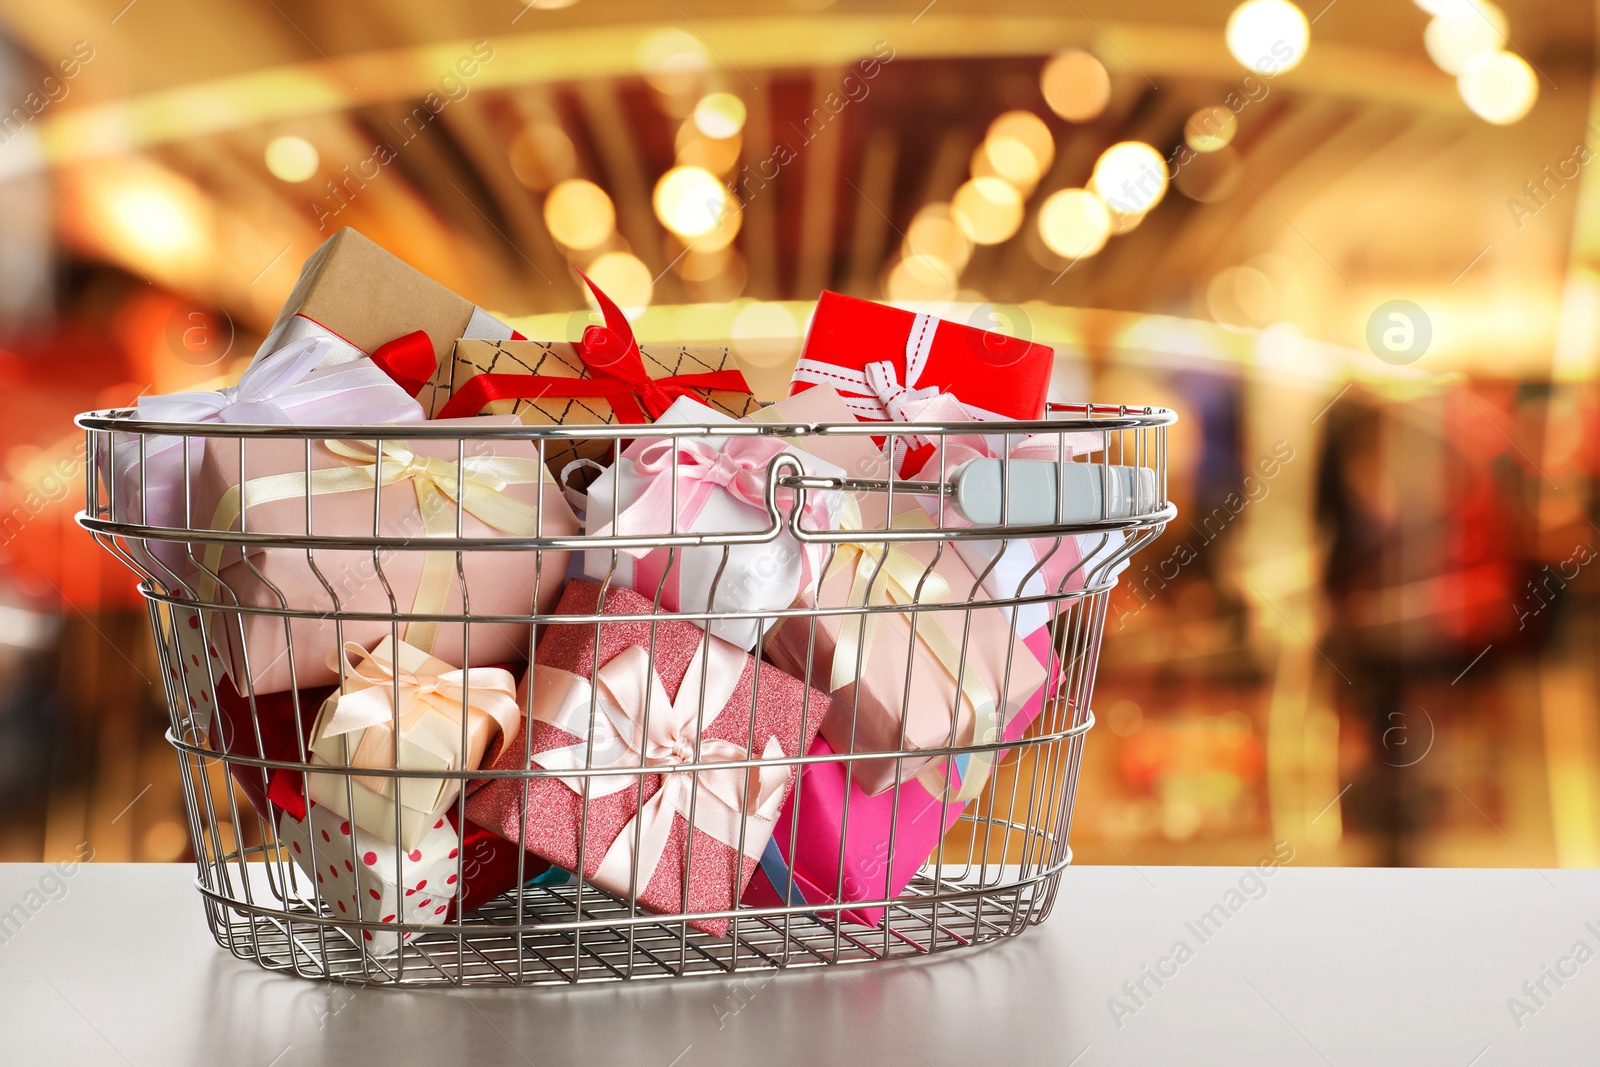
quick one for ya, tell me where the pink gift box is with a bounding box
[759,432,1049,795]
[188,415,577,695]
[466,579,828,936]
[743,625,1057,927]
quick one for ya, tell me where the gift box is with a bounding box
[431,275,755,486]
[465,579,829,936]
[207,672,333,824]
[903,393,1143,637]
[277,800,533,956]
[304,637,521,849]
[253,227,519,394]
[743,626,1058,927]
[189,415,578,695]
[581,395,845,652]
[761,484,1049,797]
[171,604,226,735]
[433,338,758,484]
[101,336,423,581]
[789,291,1053,472]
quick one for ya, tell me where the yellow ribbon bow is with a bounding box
[202,438,548,651]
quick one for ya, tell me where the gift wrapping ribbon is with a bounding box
[199,438,546,652]
[821,509,1001,803]
[790,311,1008,466]
[526,640,788,901]
[314,640,521,797]
[587,433,838,608]
[435,271,749,423]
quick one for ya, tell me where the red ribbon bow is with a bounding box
[436,270,749,422]
[370,330,438,397]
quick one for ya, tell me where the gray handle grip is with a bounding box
[952,459,1158,526]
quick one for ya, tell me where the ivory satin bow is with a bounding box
[201,438,547,651]
[527,640,788,899]
[314,639,521,800]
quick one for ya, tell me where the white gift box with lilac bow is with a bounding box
[578,396,846,651]
[100,337,424,580]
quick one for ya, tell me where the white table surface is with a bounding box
[0,863,1593,1065]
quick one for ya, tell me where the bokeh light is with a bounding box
[1090,141,1169,215]
[951,177,1024,245]
[543,178,616,250]
[1040,50,1112,123]
[263,136,318,183]
[653,165,729,238]
[1185,107,1238,153]
[905,204,974,273]
[585,251,653,314]
[1037,188,1112,259]
[508,124,577,191]
[1458,49,1538,124]
[1226,0,1310,75]
[1424,3,1508,75]
[693,93,748,138]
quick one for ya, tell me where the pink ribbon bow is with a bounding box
[527,639,788,900]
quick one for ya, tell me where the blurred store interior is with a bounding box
[0,0,1595,870]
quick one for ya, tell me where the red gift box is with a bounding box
[789,291,1054,472]
[466,579,829,936]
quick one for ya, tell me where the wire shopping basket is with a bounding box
[77,403,1174,986]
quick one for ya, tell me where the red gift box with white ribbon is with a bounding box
[789,291,1054,472]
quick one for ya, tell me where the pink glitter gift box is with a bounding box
[466,579,829,936]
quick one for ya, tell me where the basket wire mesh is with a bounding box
[77,403,1174,986]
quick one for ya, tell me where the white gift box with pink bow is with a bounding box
[579,396,846,651]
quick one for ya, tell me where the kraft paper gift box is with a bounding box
[743,626,1059,928]
[431,337,758,485]
[788,291,1054,474]
[901,393,1149,637]
[100,336,423,582]
[465,579,829,936]
[581,395,846,652]
[252,227,520,395]
[189,414,578,695]
[278,799,533,956]
[303,637,521,850]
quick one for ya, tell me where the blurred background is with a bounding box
[0,0,1593,871]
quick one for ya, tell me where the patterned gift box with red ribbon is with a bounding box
[465,579,829,937]
[429,272,756,487]
[251,227,521,392]
[433,337,757,485]
[789,291,1054,474]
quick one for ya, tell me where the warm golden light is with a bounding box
[693,93,747,139]
[675,119,741,174]
[543,178,616,250]
[684,197,741,252]
[1458,49,1537,124]
[951,177,1023,245]
[885,256,957,302]
[508,124,577,191]
[636,27,709,97]
[1185,107,1238,153]
[731,301,802,368]
[1037,188,1112,259]
[988,111,1055,176]
[263,136,318,182]
[1090,141,1169,215]
[654,165,729,238]
[586,251,653,314]
[1424,4,1507,75]
[906,204,973,273]
[1040,50,1111,123]
[102,177,207,264]
[1226,0,1310,74]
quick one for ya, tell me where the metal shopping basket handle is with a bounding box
[951,459,1159,526]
